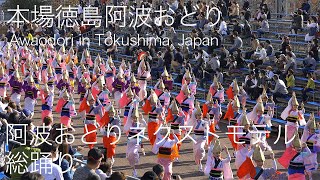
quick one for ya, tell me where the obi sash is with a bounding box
[238,137,251,144]
[286,116,298,123]
[106,73,113,78]
[0,82,5,88]
[159,147,172,155]
[61,102,70,117]
[55,67,62,74]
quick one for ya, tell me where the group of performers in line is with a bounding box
[0,43,319,180]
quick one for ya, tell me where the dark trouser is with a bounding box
[151,67,163,79]
[273,92,287,103]
[254,59,263,66]
[200,69,215,88]
[302,88,313,102]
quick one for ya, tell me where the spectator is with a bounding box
[218,17,228,37]
[27,141,63,180]
[229,1,240,20]
[300,0,311,16]
[96,161,112,179]
[305,16,319,42]
[244,72,258,99]
[265,40,274,57]
[20,172,44,180]
[54,142,73,180]
[229,31,243,53]
[108,172,126,180]
[219,45,229,67]
[233,20,242,35]
[310,39,319,61]
[291,9,304,34]
[302,51,317,76]
[216,68,224,84]
[151,52,164,79]
[253,42,267,66]
[270,74,289,103]
[257,14,269,37]
[0,164,8,180]
[235,49,246,68]
[242,19,252,38]
[284,52,297,74]
[153,164,164,179]
[285,69,295,89]
[141,171,159,180]
[302,73,315,102]
[245,35,260,59]
[73,148,103,180]
[171,47,184,73]
[163,46,174,71]
[10,131,41,180]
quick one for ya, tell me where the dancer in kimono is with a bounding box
[22,76,39,117]
[0,66,9,98]
[120,87,140,127]
[224,95,241,126]
[66,60,77,92]
[41,84,54,121]
[176,84,195,122]
[247,97,273,147]
[202,93,220,142]
[154,79,171,108]
[55,89,77,130]
[78,76,89,102]
[137,59,151,100]
[235,110,253,171]
[124,103,147,177]
[152,128,179,180]
[126,75,140,95]
[56,72,71,93]
[281,92,306,147]
[161,67,173,91]
[112,71,126,108]
[209,77,225,103]
[226,79,240,100]
[95,79,111,107]
[204,139,233,180]
[53,54,64,81]
[79,92,103,149]
[101,103,121,164]
[46,66,56,93]
[189,102,208,171]
[105,56,116,92]
[166,99,185,152]
[301,113,319,179]
[142,90,163,146]
[182,69,192,85]
[9,71,23,106]
[279,133,311,180]
[251,145,283,180]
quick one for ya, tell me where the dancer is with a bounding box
[281,92,306,147]
[101,103,121,164]
[124,103,147,177]
[204,139,233,180]
[189,102,208,171]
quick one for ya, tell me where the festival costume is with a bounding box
[152,129,179,180]
[79,93,103,149]
[137,59,151,100]
[204,140,233,180]
[281,93,306,147]
[9,71,23,105]
[101,104,121,162]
